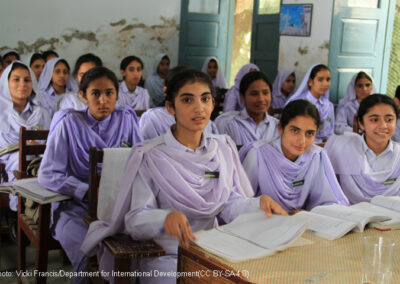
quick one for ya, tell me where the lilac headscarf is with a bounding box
[239,139,349,211]
[144,53,168,107]
[0,61,45,134]
[223,63,259,112]
[326,134,400,203]
[81,133,253,256]
[38,58,77,115]
[201,57,227,89]
[272,70,295,109]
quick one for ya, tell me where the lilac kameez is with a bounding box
[38,106,142,284]
[240,138,349,211]
[81,129,258,283]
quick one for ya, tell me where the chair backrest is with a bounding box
[88,147,103,221]
[211,88,228,121]
[18,127,49,173]
[88,147,132,222]
[135,109,147,118]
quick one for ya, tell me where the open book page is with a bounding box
[294,211,357,240]
[194,229,276,263]
[371,196,400,212]
[12,177,70,204]
[0,182,14,194]
[311,204,391,232]
[217,210,308,249]
[352,202,400,230]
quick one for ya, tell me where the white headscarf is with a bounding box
[38,57,76,94]
[145,53,169,107]
[337,72,377,108]
[286,64,330,105]
[0,49,20,61]
[0,61,42,133]
[201,57,227,89]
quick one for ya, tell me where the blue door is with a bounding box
[328,0,396,104]
[178,0,234,80]
[250,0,281,81]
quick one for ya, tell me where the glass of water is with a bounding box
[362,236,395,284]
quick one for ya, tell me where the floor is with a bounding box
[0,233,74,284]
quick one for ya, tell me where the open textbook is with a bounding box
[6,177,70,204]
[193,210,311,262]
[366,196,400,230]
[295,202,393,240]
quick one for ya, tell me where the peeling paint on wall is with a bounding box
[298,46,309,55]
[0,16,180,78]
[110,19,127,27]
[319,41,330,50]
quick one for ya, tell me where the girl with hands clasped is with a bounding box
[82,68,286,284]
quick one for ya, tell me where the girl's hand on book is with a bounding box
[164,210,196,248]
[260,195,288,217]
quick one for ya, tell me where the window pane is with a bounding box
[188,0,219,14]
[258,0,280,15]
[347,0,379,8]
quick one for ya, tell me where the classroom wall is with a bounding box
[0,0,180,79]
[278,0,334,86]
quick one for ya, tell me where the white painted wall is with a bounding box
[278,0,334,87]
[0,0,180,79]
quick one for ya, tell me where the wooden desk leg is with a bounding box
[35,203,51,284]
[17,196,27,284]
[114,258,131,284]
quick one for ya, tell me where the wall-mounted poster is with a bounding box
[280,4,313,37]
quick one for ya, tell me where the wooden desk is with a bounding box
[178,229,400,283]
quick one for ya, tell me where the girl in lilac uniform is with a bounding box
[117,55,150,110]
[335,72,377,135]
[240,99,349,213]
[38,67,142,284]
[82,68,287,284]
[56,53,103,112]
[326,94,400,204]
[215,71,280,146]
[286,64,335,143]
[0,61,50,211]
[223,63,259,112]
[38,57,76,117]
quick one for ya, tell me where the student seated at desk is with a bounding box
[215,71,280,146]
[145,53,170,107]
[240,99,349,213]
[139,66,218,140]
[117,55,150,110]
[38,57,76,117]
[335,72,376,135]
[38,67,142,284]
[223,63,259,112]
[81,68,287,284]
[286,64,335,143]
[271,69,296,112]
[0,61,50,232]
[201,56,227,91]
[326,94,400,204]
[56,53,103,111]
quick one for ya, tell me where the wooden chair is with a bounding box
[134,109,147,118]
[85,147,165,284]
[14,126,65,284]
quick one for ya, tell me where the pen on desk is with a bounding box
[290,206,299,212]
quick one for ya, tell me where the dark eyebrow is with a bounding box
[179,92,211,97]
[289,125,300,130]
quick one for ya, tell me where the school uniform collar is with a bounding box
[86,107,112,133]
[164,125,209,153]
[45,85,58,97]
[361,134,393,158]
[120,80,137,95]
[240,108,270,125]
[12,101,33,118]
[306,91,324,105]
